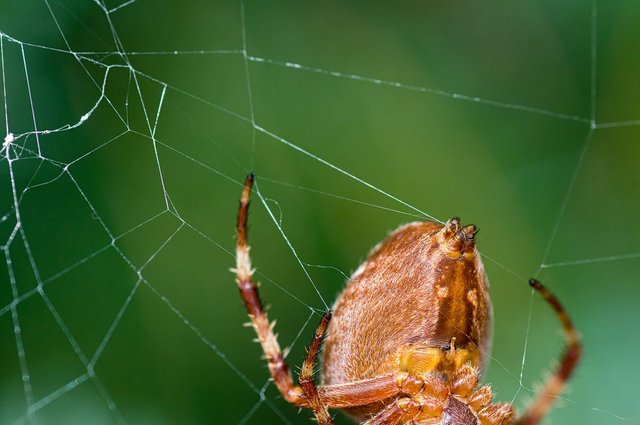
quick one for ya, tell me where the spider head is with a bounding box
[437,217,478,259]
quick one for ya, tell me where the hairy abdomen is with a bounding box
[322,222,491,386]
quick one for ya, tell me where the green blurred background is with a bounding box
[1,1,639,424]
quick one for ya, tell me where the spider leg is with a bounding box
[362,393,445,425]
[233,173,305,405]
[361,399,405,425]
[514,279,582,425]
[315,373,420,408]
[299,312,333,425]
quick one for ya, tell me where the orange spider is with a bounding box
[232,173,581,425]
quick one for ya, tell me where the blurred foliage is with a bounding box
[1,1,639,424]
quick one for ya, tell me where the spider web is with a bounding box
[1,1,639,424]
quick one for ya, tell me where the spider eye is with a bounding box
[463,225,478,242]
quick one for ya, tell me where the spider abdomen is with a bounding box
[322,220,492,420]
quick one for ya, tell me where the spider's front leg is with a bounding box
[233,173,305,405]
[233,173,333,423]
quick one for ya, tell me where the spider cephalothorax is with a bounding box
[231,173,581,425]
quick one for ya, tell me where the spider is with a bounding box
[232,173,581,425]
